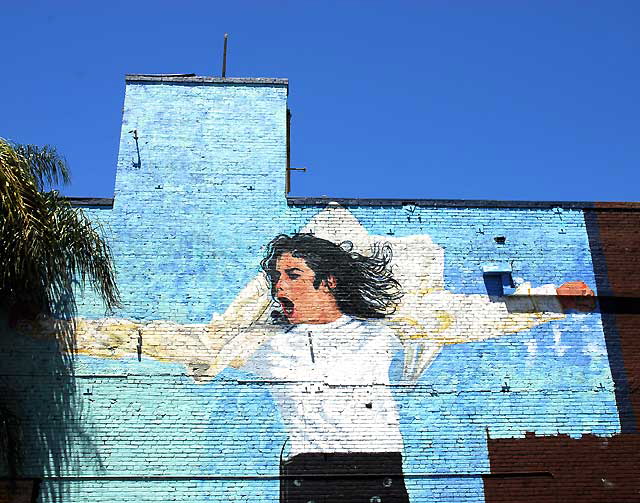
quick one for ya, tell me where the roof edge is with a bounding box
[287,197,640,211]
[67,197,114,208]
[125,74,288,86]
[63,196,640,211]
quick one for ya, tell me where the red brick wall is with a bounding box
[484,433,640,503]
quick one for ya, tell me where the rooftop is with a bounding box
[67,196,640,211]
[125,74,288,86]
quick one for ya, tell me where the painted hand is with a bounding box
[556,281,596,312]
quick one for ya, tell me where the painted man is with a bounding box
[243,233,411,503]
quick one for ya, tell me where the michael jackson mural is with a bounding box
[22,204,595,503]
[249,233,410,501]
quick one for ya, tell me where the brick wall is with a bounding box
[1,75,636,503]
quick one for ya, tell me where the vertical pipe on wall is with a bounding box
[286,109,291,193]
[222,33,228,78]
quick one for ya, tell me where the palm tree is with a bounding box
[0,138,120,320]
[0,138,120,490]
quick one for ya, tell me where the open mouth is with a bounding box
[278,297,295,318]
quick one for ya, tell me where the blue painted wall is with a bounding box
[0,77,621,503]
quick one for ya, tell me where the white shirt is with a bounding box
[244,315,405,458]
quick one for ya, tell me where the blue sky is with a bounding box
[2,0,639,201]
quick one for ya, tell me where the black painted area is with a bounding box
[280,452,409,503]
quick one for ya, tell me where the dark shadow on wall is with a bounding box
[0,311,104,502]
[499,295,640,315]
[584,207,640,433]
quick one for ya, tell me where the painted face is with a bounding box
[273,253,340,324]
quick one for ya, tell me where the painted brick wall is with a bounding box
[106,77,289,322]
[1,75,636,503]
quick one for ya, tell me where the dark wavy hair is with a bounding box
[261,233,403,320]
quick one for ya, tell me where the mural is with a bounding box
[21,204,607,503]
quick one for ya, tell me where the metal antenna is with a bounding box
[222,33,228,77]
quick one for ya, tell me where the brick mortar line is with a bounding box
[12,471,552,481]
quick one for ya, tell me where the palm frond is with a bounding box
[13,143,71,190]
[0,139,121,315]
[0,139,32,224]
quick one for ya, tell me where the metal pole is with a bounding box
[222,33,228,77]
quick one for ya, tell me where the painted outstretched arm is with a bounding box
[22,275,280,382]
[388,281,594,381]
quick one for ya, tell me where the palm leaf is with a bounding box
[0,139,121,315]
[13,143,71,190]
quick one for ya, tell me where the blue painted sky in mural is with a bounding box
[2,1,639,201]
